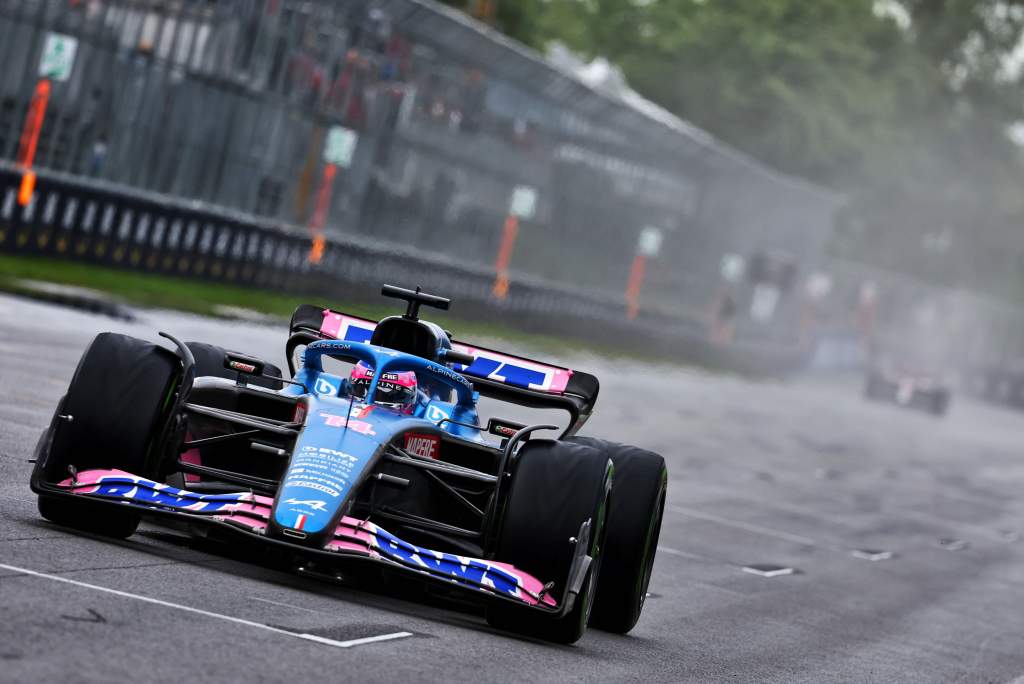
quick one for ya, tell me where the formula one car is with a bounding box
[864,359,951,416]
[30,285,667,644]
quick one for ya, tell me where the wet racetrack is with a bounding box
[1,293,1023,683]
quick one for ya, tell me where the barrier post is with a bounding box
[626,226,663,320]
[491,214,519,299]
[492,185,536,300]
[308,163,336,264]
[309,126,359,264]
[625,253,647,320]
[17,79,51,206]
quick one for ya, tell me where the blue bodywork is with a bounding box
[271,339,484,539]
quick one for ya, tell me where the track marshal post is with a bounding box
[17,32,78,207]
[309,126,359,264]
[492,185,536,300]
[626,226,663,320]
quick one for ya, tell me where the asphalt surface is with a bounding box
[1,292,1023,683]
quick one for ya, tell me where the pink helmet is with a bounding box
[349,362,417,413]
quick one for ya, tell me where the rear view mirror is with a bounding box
[224,352,265,377]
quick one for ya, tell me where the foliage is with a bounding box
[525,0,1024,294]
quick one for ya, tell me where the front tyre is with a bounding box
[567,436,667,634]
[486,439,613,644]
[32,333,179,538]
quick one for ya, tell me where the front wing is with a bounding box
[50,469,557,610]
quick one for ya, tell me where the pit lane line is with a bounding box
[0,562,413,649]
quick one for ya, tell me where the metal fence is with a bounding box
[0,159,818,378]
[0,0,844,344]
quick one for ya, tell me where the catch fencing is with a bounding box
[0,0,842,349]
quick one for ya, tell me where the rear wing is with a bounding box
[287,305,599,434]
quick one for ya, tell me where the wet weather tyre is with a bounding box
[864,373,885,400]
[930,390,951,417]
[567,436,667,634]
[185,341,284,389]
[32,333,179,538]
[486,439,613,644]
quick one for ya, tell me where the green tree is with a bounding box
[532,0,1024,294]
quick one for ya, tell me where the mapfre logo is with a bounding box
[404,433,440,460]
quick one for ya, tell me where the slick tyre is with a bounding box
[33,333,179,538]
[186,341,284,389]
[567,436,667,634]
[486,439,613,644]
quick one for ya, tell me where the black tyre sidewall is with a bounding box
[44,332,179,480]
[488,439,613,643]
[37,333,179,537]
[567,435,667,634]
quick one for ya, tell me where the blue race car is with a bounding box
[30,285,667,644]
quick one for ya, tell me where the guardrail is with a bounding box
[0,164,657,324]
[0,162,821,375]
[0,0,840,339]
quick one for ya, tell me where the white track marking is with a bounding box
[741,566,795,578]
[249,596,324,614]
[301,632,413,648]
[0,563,412,649]
[666,504,817,547]
[657,546,723,564]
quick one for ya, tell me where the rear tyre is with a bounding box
[486,439,613,644]
[567,436,667,634]
[33,333,179,538]
[186,341,283,389]
[864,373,885,400]
[930,390,951,417]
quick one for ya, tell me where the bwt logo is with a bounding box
[315,377,340,396]
[373,528,521,598]
[425,405,450,423]
[93,481,241,512]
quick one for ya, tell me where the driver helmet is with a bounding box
[349,362,418,413]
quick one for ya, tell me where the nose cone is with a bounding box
[269,399,385,546]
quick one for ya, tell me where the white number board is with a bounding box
[324,126,359,168]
